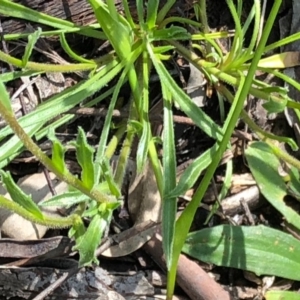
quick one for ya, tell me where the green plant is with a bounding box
[2,0,300,298]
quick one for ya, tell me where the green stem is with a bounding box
[0,50,96,72]
[219,85,298,150]
[157,0,176,24]
[0,99,111,203]
[105,124,127,159]
[114,125,135,188]
[170,40,300,111]
[148,139,163,196]
[268,142,300,171]
[0,195,75,227]
[196,0,213,57]
[197,0,210,34]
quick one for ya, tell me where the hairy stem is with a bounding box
[0,195,75,227]
[0,98,112,203]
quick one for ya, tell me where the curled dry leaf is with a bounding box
[101,220,159,257]
[104,160,161,257]
[0,172,68,239]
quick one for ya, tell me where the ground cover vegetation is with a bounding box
[1,0,300,298]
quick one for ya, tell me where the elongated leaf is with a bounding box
[136,0,144,25]
[0,170,43,220]
[101,158,121,198]
[22,28,41,67]
[71,127,95,190]
[136,50,151,172]
[161,84,177,269]
[0,123,43,169]
[183,224,300,281]
[146,0,159,28]
[0,61,119,139]
[88,0,132,59]
[69,215,86,245]
[60,33,93,64]
[0,79,13,113]
[287,167,300,200]
[73,213,102,266]
[245,141,300,230]
[147,44,223,142]
[48,130,67,175]
[150,27,190,41]
[74,204,114,266]
[39,191,90,208]
[167,144,218,198]
[0,0,102,39]
[94,48,142,182]
[0,61,122,168]
[0,70,42,83]
[137,123,151,172]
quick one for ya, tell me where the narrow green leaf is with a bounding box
[136,0,144,25]
[0,61,121,168]
[136,50,150,172]
[101,158,121,198]
[0,70,42,83]
[137,123,151,172]
[22,28,41,67]
[88,0,132,59]
[71,127,95,190]
[94,48,142,183]
[69,215,86,245]
[183,224,300,281]
[0,170,43,220]
[73,213,102,266]
[39,191,90,208]
[157,0,175,23]
[60,33,94,64]
[48,130,67,174]
[0,79,13,114]
[245,141,300,230]
[0,0,102,39]
[150,26,191,41]
[147,45,223,142]
[287,167,300,200]
[74,204,113,266]
[167,144,218,198]
[146,0,159,28]
[161,84,177,270]
[153,45,174,54]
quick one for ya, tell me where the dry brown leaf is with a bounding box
[103,160,161,257]
[101,221,158,257]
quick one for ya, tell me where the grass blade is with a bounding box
[161,84,177,269]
